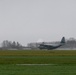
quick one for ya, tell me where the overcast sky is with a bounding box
[0,0,76,45]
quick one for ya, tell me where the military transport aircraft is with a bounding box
[38,37,65,50]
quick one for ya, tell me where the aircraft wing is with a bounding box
[41,44,54,47]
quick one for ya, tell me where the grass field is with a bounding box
[0,50,76,75]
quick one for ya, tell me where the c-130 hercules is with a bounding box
[38,37,65,50]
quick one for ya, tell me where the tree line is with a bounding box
[1,40,23,49]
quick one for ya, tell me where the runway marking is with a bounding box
[16,64,56,66]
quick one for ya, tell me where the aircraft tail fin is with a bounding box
[60,37,65,44]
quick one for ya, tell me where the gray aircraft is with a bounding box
[38,37,65,50]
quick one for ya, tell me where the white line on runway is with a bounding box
[16,64,56,66]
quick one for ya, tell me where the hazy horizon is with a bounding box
[0,0,76,46]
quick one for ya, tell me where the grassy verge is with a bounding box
[0,50,76,75]
[0,50,76,64]
[0,64,76,75]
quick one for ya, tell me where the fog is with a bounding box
[0,0,76,45]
